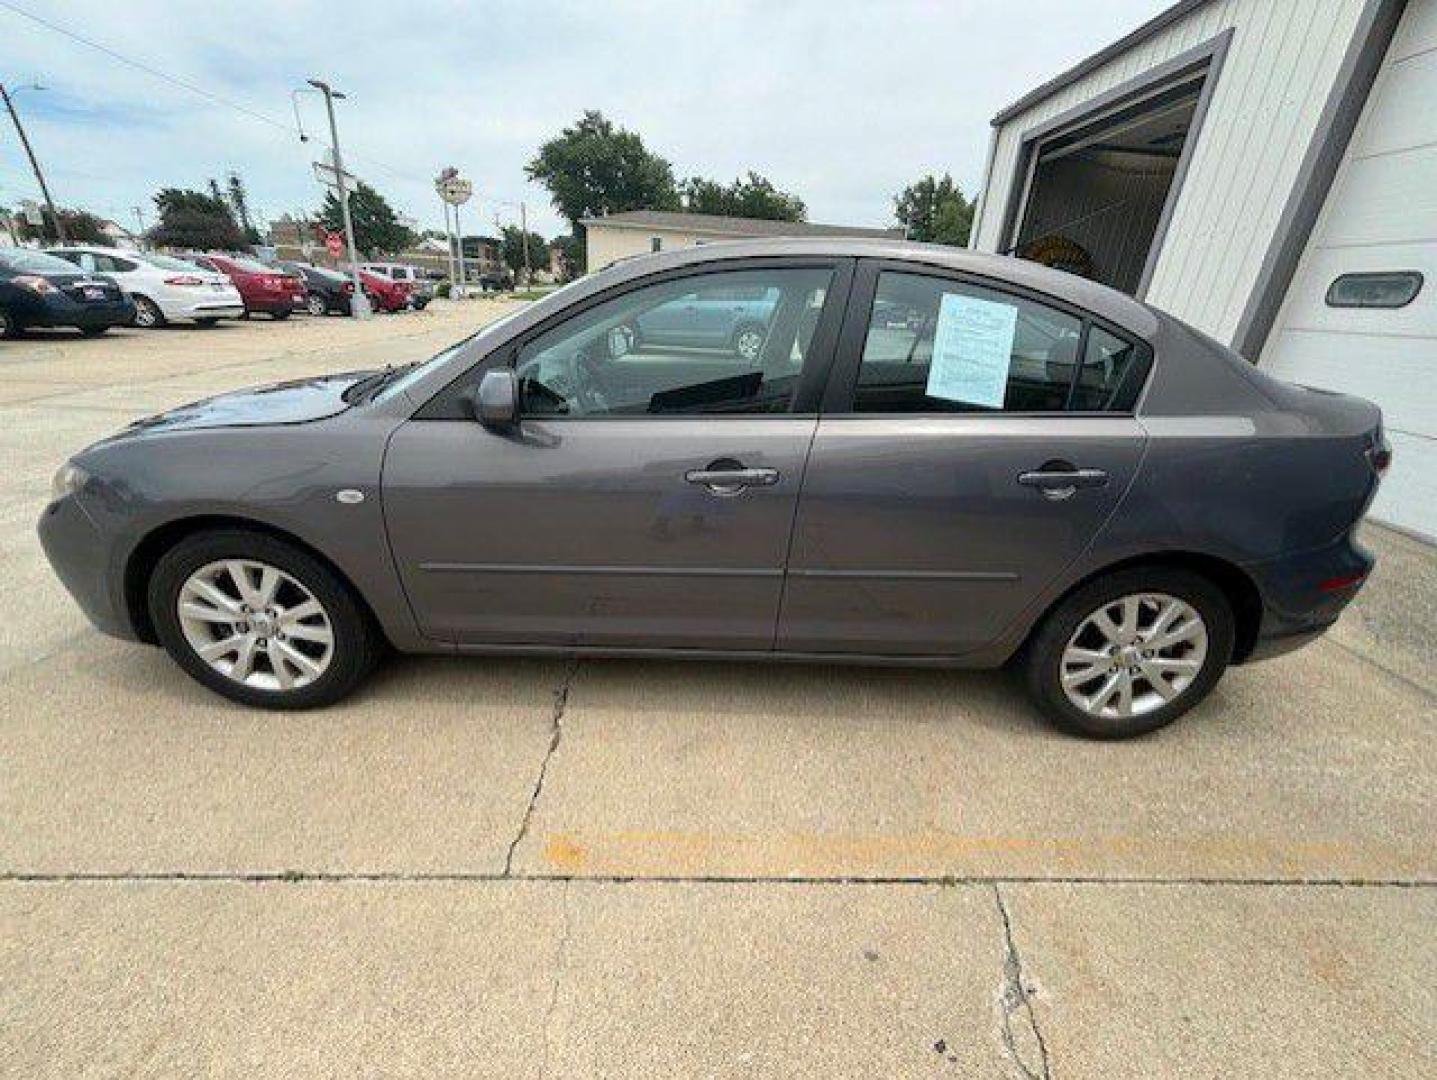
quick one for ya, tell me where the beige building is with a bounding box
[580,210,902,271]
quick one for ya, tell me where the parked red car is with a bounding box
[190,254,306,319]
[358,269,411,313]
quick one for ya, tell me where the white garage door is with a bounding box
[1262,0,1437,541]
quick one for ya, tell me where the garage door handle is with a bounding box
[685,467,780,494]
[1018,467,1108,500]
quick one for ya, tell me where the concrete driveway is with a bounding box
[2,304,1432,1077]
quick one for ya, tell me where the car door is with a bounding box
[777,261,1150,656]
[383,258,851,649]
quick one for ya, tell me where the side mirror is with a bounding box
[471,369,519,430]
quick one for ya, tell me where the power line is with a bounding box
[0,0,541,222]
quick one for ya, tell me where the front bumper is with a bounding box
[37,493,138,641]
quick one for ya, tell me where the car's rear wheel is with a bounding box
[149,530,383,709]
[194,317,220,327]
[0,308,19,338]
[132,295,165,328]
[306,294,327,316]
[271,309,291,321]
[1022,567,1234,738]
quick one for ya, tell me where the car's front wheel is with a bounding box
[0,308,19,338]
[306,294,327,316]
[149,530,383,709]
[1022,567,1234,738]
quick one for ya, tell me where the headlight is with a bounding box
[50,461,89,501]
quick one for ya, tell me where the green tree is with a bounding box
[148,188,246,250]
[500,224,548,283]
[681,171,806,221]
[316,181,416,257]
[893,173,973,246]
[526,111,679,240]
[226,172,263,246]
[14,206,115,246]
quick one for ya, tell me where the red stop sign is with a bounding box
[325,232,344,256]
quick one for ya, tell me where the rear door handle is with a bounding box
[685,467,780,494]
[1018,467,1109,500]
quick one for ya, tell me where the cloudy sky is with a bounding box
[1,0,1168,240]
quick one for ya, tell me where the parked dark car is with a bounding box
[38,240,1388,737]
[280,262,355,316]
[0,248,135,338]
[189,254,306,319]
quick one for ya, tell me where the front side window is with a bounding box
[854,272,1084,413]
[515,267,833,417]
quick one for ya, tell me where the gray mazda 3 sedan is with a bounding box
[39,240,1389,737]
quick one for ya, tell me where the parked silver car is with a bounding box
[38,240,1388,737]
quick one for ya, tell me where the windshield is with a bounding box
[141,252,209,272]
[223,257,277,274]
[0,249,82,274]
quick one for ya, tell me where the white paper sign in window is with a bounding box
[925,293,1018,408]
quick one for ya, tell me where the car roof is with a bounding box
[586,238,1161,339]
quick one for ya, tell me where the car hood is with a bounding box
[121,370,371,435]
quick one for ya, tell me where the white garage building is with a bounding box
[970,0,1435,540]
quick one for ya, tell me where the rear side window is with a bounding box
[854,272,1083,413]
[1071,327,1141,411]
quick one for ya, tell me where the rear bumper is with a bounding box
[159,295,244,320]
[1238,531,1374,664]
[19,292,134,329]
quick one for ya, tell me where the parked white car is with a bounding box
[46,247,244,327]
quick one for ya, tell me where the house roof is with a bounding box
[580,209,903,239]
[991,0,1213,125]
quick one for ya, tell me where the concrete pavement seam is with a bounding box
[993,883,1052,1080]
[4,872,1431,887]
[502,658,579,877]
[539,880,574,1080]
[1319,636,1436,704]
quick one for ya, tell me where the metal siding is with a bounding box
[1262,0,1437,540]
[975,0,1367,343]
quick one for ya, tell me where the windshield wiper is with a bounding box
[343,362,416,404]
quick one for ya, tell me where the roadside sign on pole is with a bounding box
[313,160,359,189]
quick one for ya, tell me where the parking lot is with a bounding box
[1,303,1433,1077]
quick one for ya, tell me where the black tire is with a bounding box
[1022,566,1235,739]
[270,309,291,321]
[148,529,384,710]
[132,295,166,329]
[194,317,221,327]
[79,326,109,337]
[0,308,19,339]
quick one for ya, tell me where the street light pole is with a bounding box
[307,78,370,318]
[1,82,67,244]
[520,201,532,287]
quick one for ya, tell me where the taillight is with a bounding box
[343,282,354,294]
[1319,571,1368,594]
[164,275,205,286]
[260,275,282,290]
[13,274,56,295]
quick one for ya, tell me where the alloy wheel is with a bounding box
[1059,592,1208,720]
[176,559,335,692]
[306,295,326,316]
[133,297,161,328]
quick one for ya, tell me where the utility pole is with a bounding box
[520,201,532,287]
[306,78,370,318]
[131,205,147,248]
[1,82,66,244]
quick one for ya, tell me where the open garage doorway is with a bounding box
[1002,37,1228,296]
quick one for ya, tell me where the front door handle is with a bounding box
[685,465,780,495]
[1018,465,1109,501]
